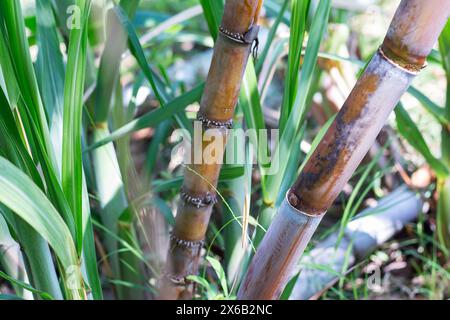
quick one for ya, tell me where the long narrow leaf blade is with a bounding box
[85,83,204,151]
[62,0,92,254]
[395,104,449,179]
[0,157,79,279]
[36,0,65,173]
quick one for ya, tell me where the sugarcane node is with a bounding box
[219,24,260,59]
[218,24,259,44]
[197,114,233,130]
[162,272,187,286]
[94,121,108,130]
[262,199,275,208]
[180,188,218,208]
[169,231,205,249]
[378,46,426,75]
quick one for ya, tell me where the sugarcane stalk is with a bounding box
[238,0,450,300]
[289,186,422,300]
[159,0,263,299]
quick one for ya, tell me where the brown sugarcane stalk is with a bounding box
[159,0,263,299]
[238,0,450,300]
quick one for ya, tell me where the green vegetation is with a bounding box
[0,0,448,300]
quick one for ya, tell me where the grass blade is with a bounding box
[113,5,192,134]
[408,86,449,126]
[265,0,331,204]
[278,0,310,133]
[62,0,92,255]
[199,0,224,40]
[395,103,449,179]
[0,157,84,299]
[36,0,65,174]
[0,271,53,300]
[94,0,141,123]
[0,0,58,173]
[86,83,203,151]
[437,20,450,250]
[255,0,289,73]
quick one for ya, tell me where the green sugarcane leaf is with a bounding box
[35,0,65,173]
[255,0,289,73]
[91,126,128,226]
[113,6,169,105]
[0,16,74,239]
[275,125,305,206]
[0,92,64,299]
[186,275,210,290]
[199,0,224,40]
[407,86,448,126]
[0,271,53,300]
[0,25,19,107]
[439,21,450,79]
[0,0,58,173]
[395,104,449,179]
[146,120,173,174]
[206,256,228,298]
[437,178,450,251]
[153,197,175,226]
[0,157,80,287]
[279,272,300,300]
[113,5,191,133]
[265,0,331,204]
[437,21,450,252]
[91,1,144,300]
[438,20,450,168]
[220,165,245,180]
[259,38,289,105]
[239,61,268,193]
[0,89,45,190]
[81,213,103,300]
[62,0,92,255]
[279,0,310,133]
[85,83,204,151]
[94,0,141,123]
[0,87,80,247]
